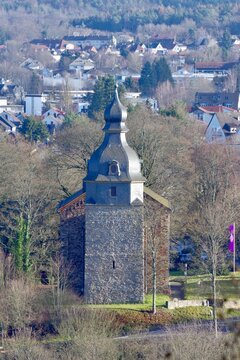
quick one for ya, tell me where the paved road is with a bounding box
[115,318,240,341]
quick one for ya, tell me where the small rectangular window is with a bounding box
[111,186,117,197]
[113,260,116,269]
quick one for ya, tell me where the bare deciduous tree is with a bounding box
[189,144,240,337]
[49,118,102,196]
[145,197,169,314]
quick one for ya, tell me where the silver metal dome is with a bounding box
[84,86,145,183]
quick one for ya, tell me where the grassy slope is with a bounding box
[183,272,240,300]
[90,294,170,311]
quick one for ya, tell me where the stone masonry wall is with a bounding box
[60,215,85,294]
[84,204,144,304]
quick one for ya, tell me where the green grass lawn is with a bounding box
[90,293,170,311]
[89,273,240,310]
[183,272,240,300]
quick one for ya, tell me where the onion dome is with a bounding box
[103,85,128,133]
[84,84,145,183]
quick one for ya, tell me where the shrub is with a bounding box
[172,306,212,322]
[0,278,36,332]
[3,330,55,360]
[115,308,173,331]
[119,323,232,360]
[56,307,120,360]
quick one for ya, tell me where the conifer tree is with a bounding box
[154,58,173,86]
[139,59,173,96]
[20,117,48,142]
[220,30,232,60]
[139,61,153,95]
[88,76,115,118]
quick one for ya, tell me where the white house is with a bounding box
[149,39,187,55]
[69,58,95,72]
[25,94,45,116]
[43,108,65,120]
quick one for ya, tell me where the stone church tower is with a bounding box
[83,87,145,303]
[59,87,170,304]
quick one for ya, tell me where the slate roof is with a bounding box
[0,111,22,126]
[195,61,238,71]
[150,38,175,50]
[0,84,17,95]
[63,35,112,42]
[195,92,240,110]
[30,39,61,49]
[144,186,171,210]
[216,113,240,129]
[58,188,85,209]
[198,105,237,113]
[44,114,63,126]
[84,86,145,183]
[0,115,15,131]
[58,187,171,210]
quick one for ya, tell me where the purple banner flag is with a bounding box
[228,224,235,253]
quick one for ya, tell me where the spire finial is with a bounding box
[104,83,127,126]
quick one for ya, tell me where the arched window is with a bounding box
[109,160,120,176]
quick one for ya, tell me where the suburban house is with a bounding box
[104,45,121,56]
[0,82,24,104]
[0,111,22,127]
[30,39,61,52]
[43,115,63,134]
[195,92,240,111]
[148,38,187,55]
[83,46,98,55]
[43,108,65,133]
[20,58,44,71]
[190,105,238,124]
[205,112,240,143]
[69,58,95,72]
[43,108,65,119]
[132,43,147,55]
[230,35,240,51]
[25,94,46,116]
[73,100,90,113]
[194,61,237,75]
[60,35,117,51]
[0,97,24,113]
[0,113,17,133]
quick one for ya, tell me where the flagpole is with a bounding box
[233,222,236,273]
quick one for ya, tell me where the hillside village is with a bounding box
[1,1,240,358]
[0,30,240,144]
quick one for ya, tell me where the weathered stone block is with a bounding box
[84,204,144,304]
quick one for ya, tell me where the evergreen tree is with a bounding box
[154,58,173,86]
[103,76,115,105]
[88,76,115,118]
[139,61,153,95]
[220,30,232,51]
[125,77,139,92]
[139,59,173,96]
[20,117,49,142]
[62,112,82,128]
[219,30,232,59]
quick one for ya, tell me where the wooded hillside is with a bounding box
[0,0,239,41]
